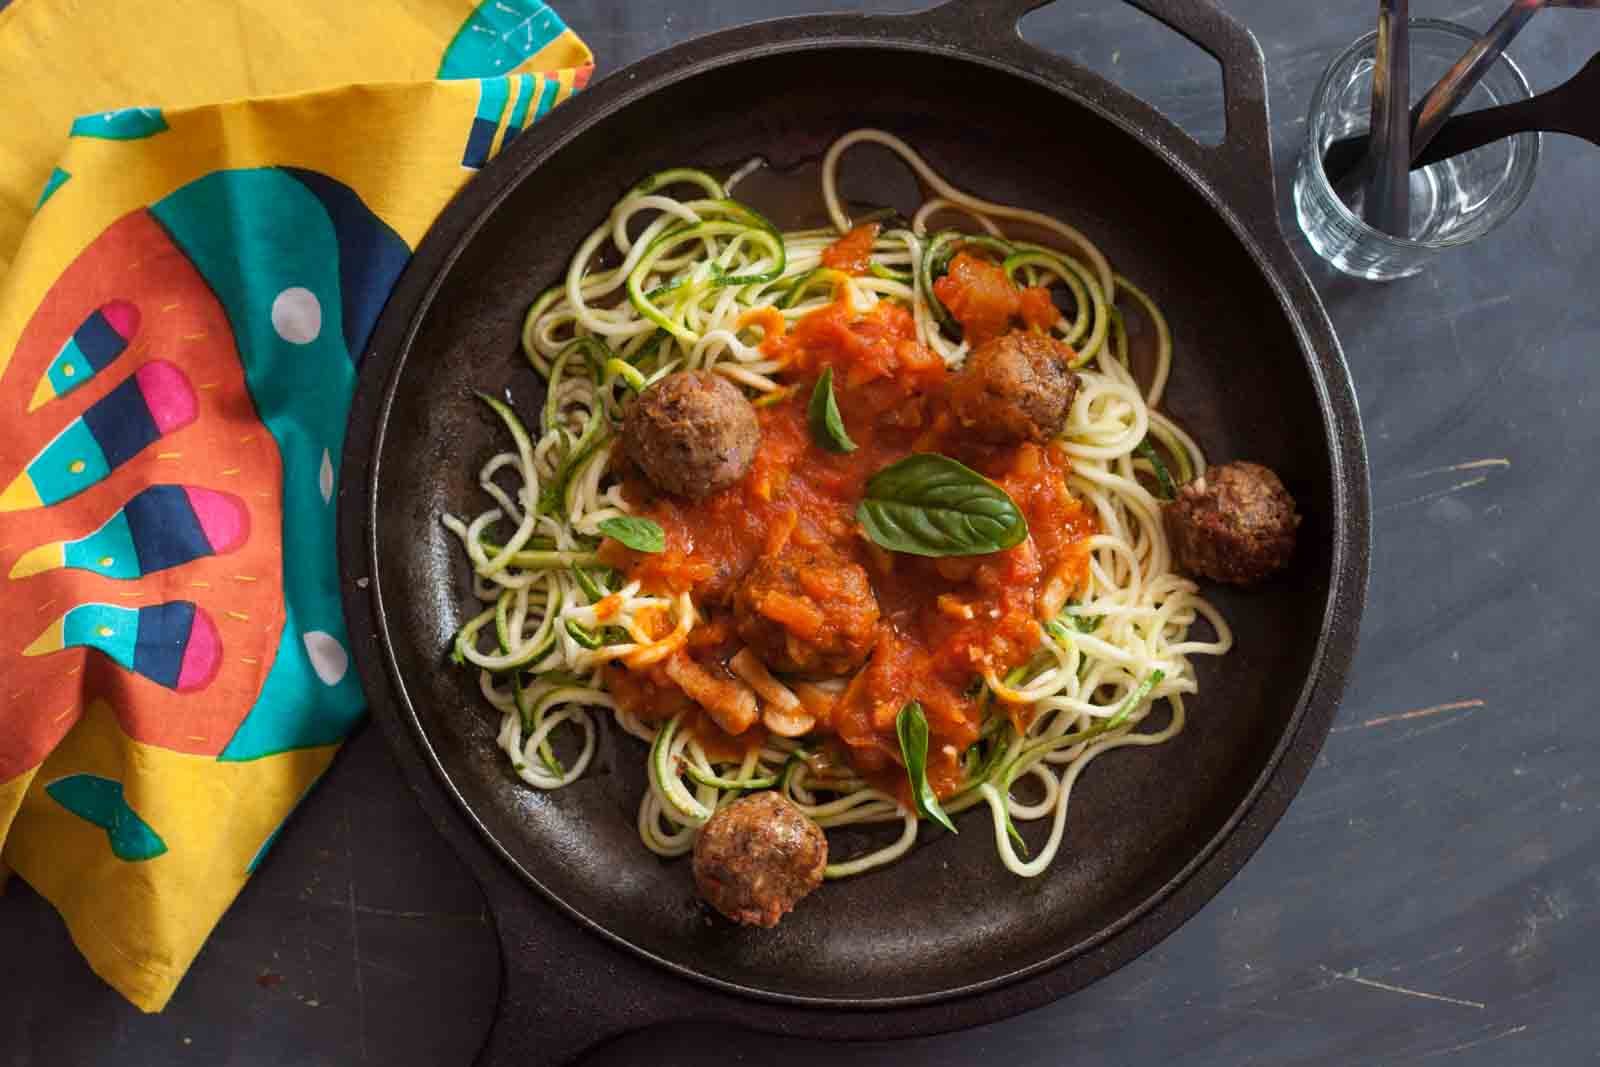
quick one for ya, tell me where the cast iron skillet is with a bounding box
[337,1,1370,1062]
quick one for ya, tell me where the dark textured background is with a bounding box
[4,1,1598,1063]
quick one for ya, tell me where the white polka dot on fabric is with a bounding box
[302,630,349,686]
[319,448,334,505]
[271,287,322,345]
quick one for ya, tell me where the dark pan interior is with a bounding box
[372,45,1335,1003]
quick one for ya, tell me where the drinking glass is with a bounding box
[1293,18,1541,280]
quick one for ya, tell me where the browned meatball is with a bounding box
[949,330,1080,445]
[693,791,827,927]
[1163,461,1300,585]
[733,546,880,676]
[621,370,759,499]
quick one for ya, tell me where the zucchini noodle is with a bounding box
[445,128,1231,881]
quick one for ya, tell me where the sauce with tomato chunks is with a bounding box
[819,222,880,276]
[933,251,1060,346]
[602,287,1096,803]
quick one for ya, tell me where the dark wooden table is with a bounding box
[5,1,1598,1063]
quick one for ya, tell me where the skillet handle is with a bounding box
[470,847,686,1066]
[918,0,1279,229]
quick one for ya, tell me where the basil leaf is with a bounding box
[1134,437,1176,500]
[856,453,1028,557]
[895,702,958,834]
[598,515,665,554]
[807,367,857,453]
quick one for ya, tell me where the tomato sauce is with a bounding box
[932,251,1060,347]
[603,288,1095,801]
[819,222,880,275]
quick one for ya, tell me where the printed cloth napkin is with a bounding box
[0,0,591,1011]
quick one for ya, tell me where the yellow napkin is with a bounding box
[0,0,590,1011]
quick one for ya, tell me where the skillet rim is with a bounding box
[339,14,1370,1010]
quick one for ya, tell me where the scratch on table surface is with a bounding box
[350,903,486,923]
[344,802,369,1062]
[1420,1024,1528,1059]
[351,954,418,983]
[1401,457,1511,480]
[1332,699,1486,733]
[1112,971,1161,1002]
[1377,476,1488,515]
[1319,966,1486,1010]
[1450,293,1514,320]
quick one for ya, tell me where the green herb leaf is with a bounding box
[1134,437,1176,500]
[896,702,958,834]
[598,515,665,554]
[857,453,1028,557]
[807,367,857,453]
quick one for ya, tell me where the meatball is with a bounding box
[621,370,759,500]
[1163,461,1300,585]
[733,546,880,676]
[693,791,827,927]
[949,330,1080,445]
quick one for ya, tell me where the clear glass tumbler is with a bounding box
[1293,18,1541,280]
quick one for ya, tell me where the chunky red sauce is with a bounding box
[819,222,880,275]
[933,251,1060,347]
[603,286,1095,801]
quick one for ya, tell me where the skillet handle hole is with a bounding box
[1018,3,1226,147]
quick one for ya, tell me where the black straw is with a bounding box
[1364,0,1412,236]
